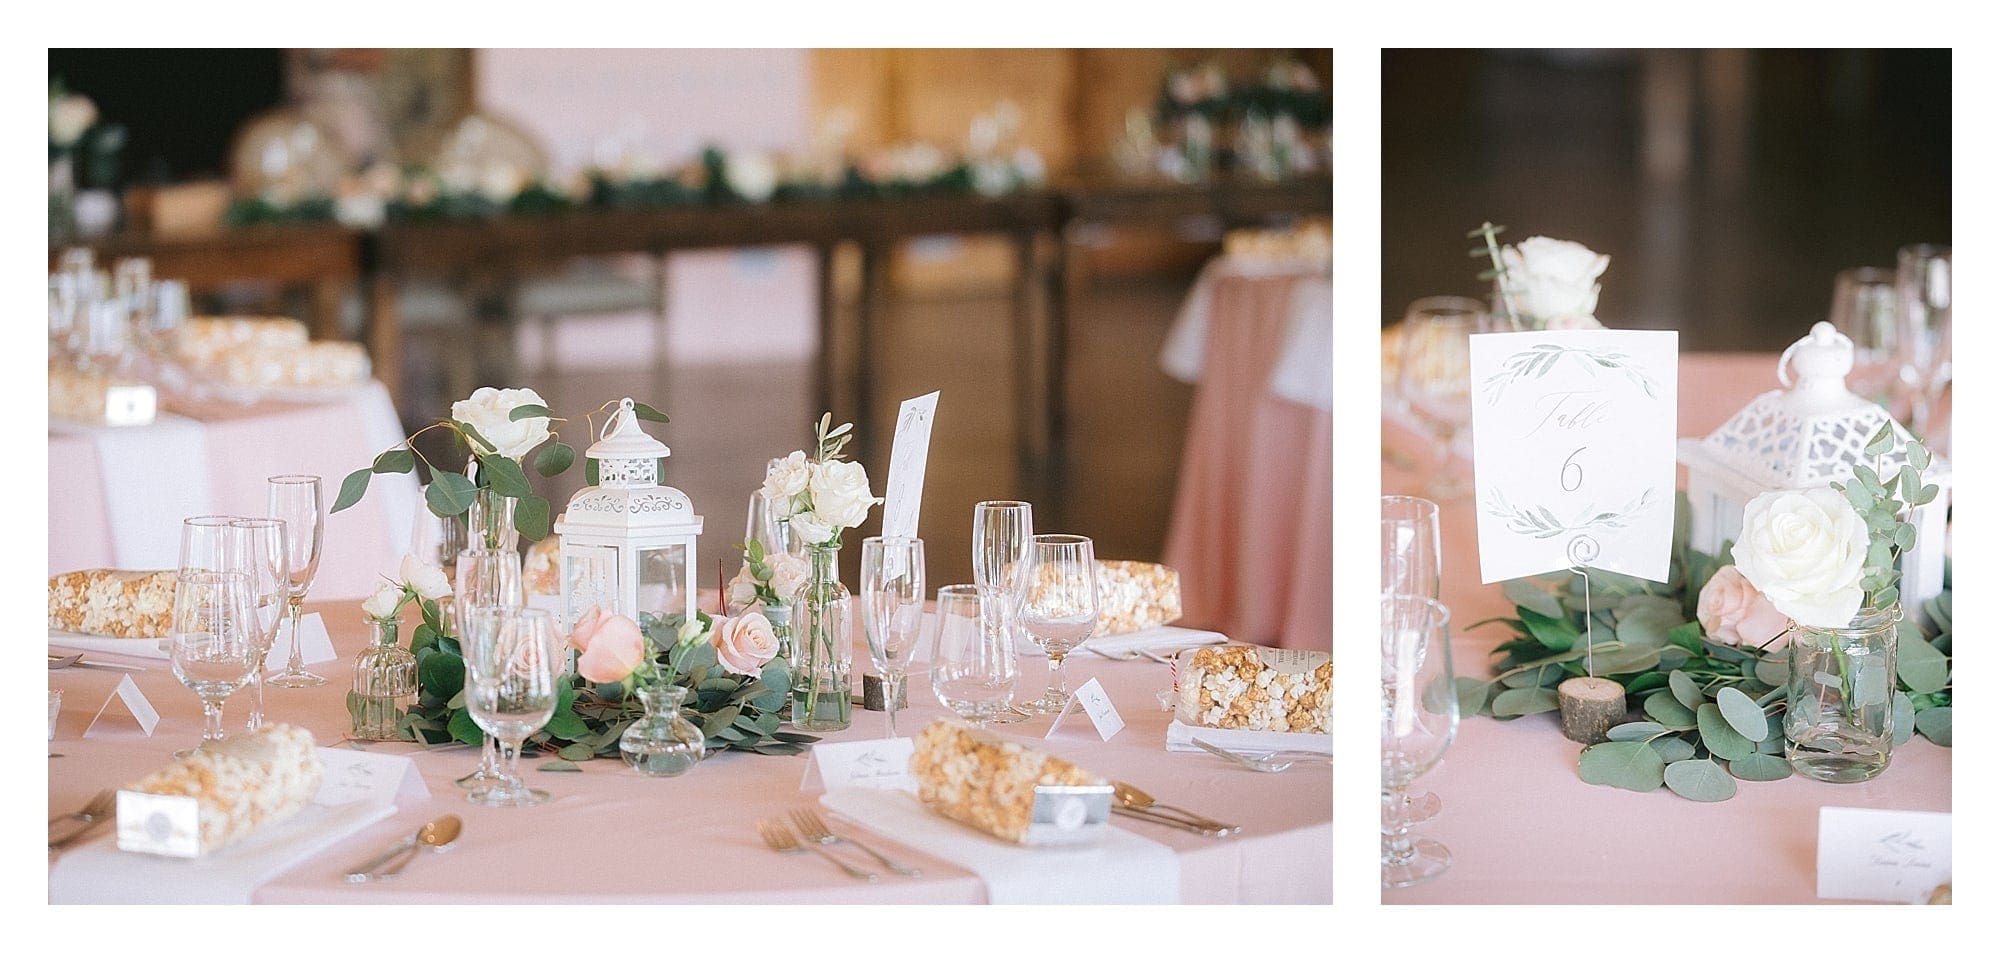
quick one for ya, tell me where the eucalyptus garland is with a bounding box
[1464,492,1952,802]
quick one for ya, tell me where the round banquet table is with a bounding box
[1381,351,1952,904]
[47,601,1330,904]
[47,381,419,602]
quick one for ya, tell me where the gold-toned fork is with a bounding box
[758,819,877,881]
[48,790,117,851]
[791,808,921,878]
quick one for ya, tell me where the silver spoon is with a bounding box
[345,815,461,883]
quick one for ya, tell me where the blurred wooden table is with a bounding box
[52,224,363,340]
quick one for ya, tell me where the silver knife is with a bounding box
[1111,805,1239,837]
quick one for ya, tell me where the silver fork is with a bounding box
[757,819,877,882]
[1191,738,1329,774]
[792,808,921,878]
[49,790,117,851]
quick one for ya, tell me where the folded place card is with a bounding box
[315,746,431,808]
[265,612,337,671]
[1818,807,1952,903]
[1046,678,1124,742]
[83,674,160,739]
[880,390,940,540]
[1469,329,1678,584]
[800,737,917,794]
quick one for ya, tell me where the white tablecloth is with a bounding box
[1160,257,1332,412]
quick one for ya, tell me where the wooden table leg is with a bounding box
[814,243,838,420]
[1044,228,1071,477]
[1011,230,1041,477]
[308,277,346,341]
[854,241,885,437]
[366,271,403,409]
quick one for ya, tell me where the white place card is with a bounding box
[1046,678,1125,742]
[880,391,940,540]
[1469,329,1678,583]
[83,675,160,739]
[265,612,337,671]
[1818,807,1952,903]
[800,737,917,794]
[316,747,431,807]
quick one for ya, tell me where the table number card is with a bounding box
[83,674,160,739]
[1046,678,1125,741]
[801,737,917,794]
[880,391,940,540]
[1818,807,1952,902]
[316,747,431,807]
[1469,329,1678,583]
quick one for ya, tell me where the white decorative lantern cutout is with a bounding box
[554,398,704,630]
[1678,321,1951,604]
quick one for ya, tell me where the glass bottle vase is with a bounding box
[791,542,853,731]
[466,484,520,554]
[620,683,705,777]
[350,618,418,741]
[1784,604,1900,783]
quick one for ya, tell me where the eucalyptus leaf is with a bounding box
[1892,691,1916,746]
[631,401,671,423]
[372,447,416,474]
[1668,670,1704,711]
[1491,686,1560,717]
[1502,578,1565,619]
[481,454,534,499]
[426,470,478,516]
[539,759,584,772]
[559,742,596,761]
[1455,677,1491,718]
[507,403,552,421]
[1520,608,1577,652]
[1606,721,1667,742]
[1898,625,1949,694]
[514,495,552,542]
[1644,691,1697,729]
[1727,752,1792,782]
[1715,687,1769,742]
[1753,655,1790,688]
[331,467,373,513]
[533,441,576,477]
[1649,735,1697,763]
[1593,644,1662,676]
[1578,741,1666,793]
[1697,703,1754,760]
[1915,707,1952,746]
[1664,758,1738,802]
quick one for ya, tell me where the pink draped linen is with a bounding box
[1382,352,1951,904]
[1163,274,1333,651]
[47,383,417,602]
[48,599,1330,904]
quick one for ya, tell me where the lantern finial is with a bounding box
[1778,321,1854,391]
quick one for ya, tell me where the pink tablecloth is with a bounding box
[48,382,418,601]
[1382,352,1952,904]
[48,599,1330,904]
[1162,271,1332,651]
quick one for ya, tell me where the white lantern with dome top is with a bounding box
[553,398,703,630]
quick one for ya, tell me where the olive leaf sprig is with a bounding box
[1838,422,1942,610]
[1468,220,1521,329]
[812,411,855,463]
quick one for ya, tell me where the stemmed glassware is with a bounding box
[860,536,927,738]
[455,497,525,793]
[1826,266,1901,405]
[1895,243,1951,443]
[461,607,562,808]
[169,570,261,748]
[930,584,1018,726]
[229,517,291,730]
[1382,594,1457,888]
[411,498,466,583]
[1397,298,1486,500]
[746,465,798,557]
[1015,534,1100,713]
[972,501,1033,722]
[1381,496,1443,823]
[266,475,328,687]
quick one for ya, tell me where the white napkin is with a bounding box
[48,629,168,661]
[1017,626,1226,659]
[820,788,1178,904]
[49,800,394,904]
[1165,718,1332,756]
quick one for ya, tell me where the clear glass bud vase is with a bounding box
[1785,604,1900,783]
[620,683,705,777]
[792,542,853,731]
[761,603,795,673]
[466,484,520,554]
[350,618,418,741]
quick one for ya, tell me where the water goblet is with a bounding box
[170,570,261,748]
[1015,535,1099,714]
[455,547,525,793]
[461,608,562,808]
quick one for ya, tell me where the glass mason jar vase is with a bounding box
[351,618,418,741]
[1784,604,1901,783]
[620,683,705,777]
[792,542,853,731]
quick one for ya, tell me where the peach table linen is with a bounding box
[48,599,1330,904]
[1382,352,1951,904]
[47,382,419,601]
[1163,268,1332,651]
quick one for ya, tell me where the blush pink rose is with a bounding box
[570,607,648,683]
[1697,566,1794,651]
[712,612,780,677]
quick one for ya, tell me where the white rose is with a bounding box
[727,565,762,609]
[1730,487,1870,628]
[809,459,878,530]
[1500,236,1609,329]
[766,553,811,604]
[760,451,811,507]
[450,387,553,460]
[675,617,708,649]
[725,151,779,203]
[362,583,404,621]
[789,512,833,546]
[399,554,453,601]
[49,94,97,149]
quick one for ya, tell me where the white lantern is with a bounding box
[1678,322,1952,604]
[554,398,704,630]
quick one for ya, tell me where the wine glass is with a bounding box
[972,501,1033,722]
[1827,267,1901,405]
[170,570,261,747]
[1398,299,1484,500]
[1895,244,1951,442]
[930,584,1018,725]
[267,475,328,687]
[229,517,291,731]
[461,607,562,808]
[861,536,927,738]
[1382,594,1457,888]
[455,547,525,792]
[1381,496,1441,600]
[1016,535,1100,714]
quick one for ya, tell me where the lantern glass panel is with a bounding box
[565,544,620,626]
[638,543,690,625]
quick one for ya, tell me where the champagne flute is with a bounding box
[1895,244,1951,442]
[930,584,1018,725]
[267,475,328,687]
[1382,594,1457,888]
[229,517,291,730]
[1827,267,1901,405]
[1015,535,1099,714]
[461,608,562,808]
[1397,300,1483,500]
[455,547,524,792]
[972,501,1033,722]
[170,570,261,747]
[860,536,927,738]
[1380,496,1443,824]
